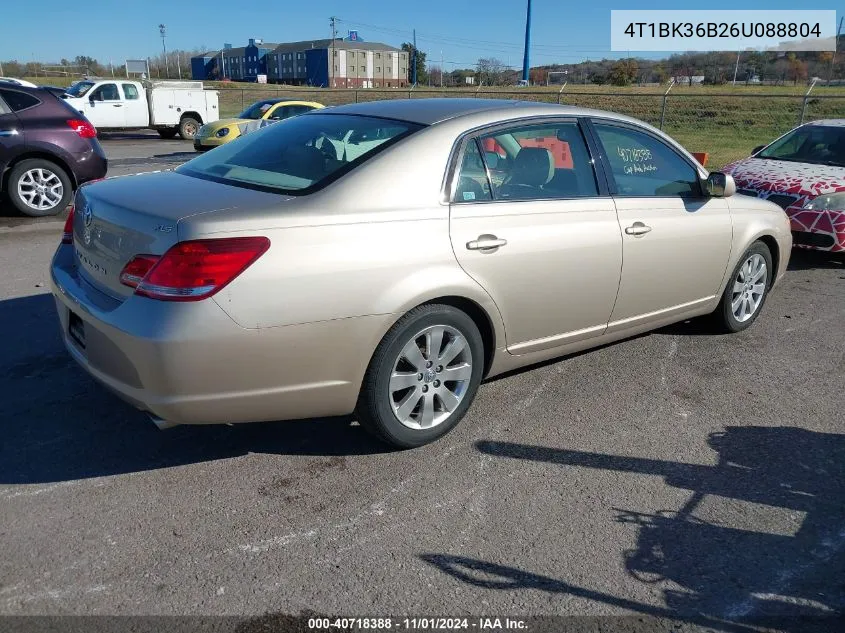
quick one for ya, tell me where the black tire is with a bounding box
[157,128,178,139]
[178,116,201,140]
[6,158,73,217]
[356,304,485,449]
[712,241,773,333]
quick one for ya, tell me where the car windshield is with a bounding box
[65,81,95,97]
[757,125,845,167]
[237,100,279,120]
[177,113,422,194]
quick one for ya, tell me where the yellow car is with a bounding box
[194,99,324,151]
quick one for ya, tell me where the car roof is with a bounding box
[320,98,635,126]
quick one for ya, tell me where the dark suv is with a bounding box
[0,85,107,216]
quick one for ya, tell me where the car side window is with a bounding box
[91,84,119,101]
[268,106,290,120]
[0,89,40,112]
[453,139,493,203]
[477,122,599,201]
[0,93,12,115]
[592,122,701,197]
[122,84,140,100]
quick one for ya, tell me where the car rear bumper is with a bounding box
[50,244,389,425]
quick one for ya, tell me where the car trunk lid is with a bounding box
[71,171,285,299]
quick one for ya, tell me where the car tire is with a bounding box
[712,241,773,333]
[6,158,73,217]
[157,128,178,139]
[178,116,201,140]
[356,304,485,449]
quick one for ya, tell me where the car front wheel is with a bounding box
[713,241,773,333]
[7,159,73,217]
[357,304,485,448]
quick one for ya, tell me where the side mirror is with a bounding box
[705,172,736,198]
[751,145,765,155]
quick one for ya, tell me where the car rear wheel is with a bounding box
[356,304,484,448]
[7,159,73,217]
[178,116,201,140]
[712,241,772,333]
[157,128,178,139]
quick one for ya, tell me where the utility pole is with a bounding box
[330,16,337,88]
[412,29,417,86]
[733,50,741,85]
[522,0,532,84]
[159,24,169,78]
[176,53,182,79]
[441,50,444,87]
[829,16,844,85]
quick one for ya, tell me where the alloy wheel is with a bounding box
[389,325,473,430]
[17,168,64,211]
[730,253,768,323]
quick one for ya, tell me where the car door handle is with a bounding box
[0,129,19,137]
[466,235,507,251]
[625,222,652,236]
[112,104,123,107]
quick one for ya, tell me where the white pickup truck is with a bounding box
[62,79,219,140]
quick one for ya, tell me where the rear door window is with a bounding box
[122,84,140,100]
[0,89,40,112]
[472,121,599,201]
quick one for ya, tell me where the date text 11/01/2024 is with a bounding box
[622,22,822,39]
[307,617,528,630]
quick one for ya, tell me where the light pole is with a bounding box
[159,24,169,78]
[522,0,532,84]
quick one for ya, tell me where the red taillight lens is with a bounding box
[62,206,75,244]
[119,255,160,288]
[123,237,270,301]
[67,119,97,138]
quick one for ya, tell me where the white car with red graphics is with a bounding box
[723,120,845,255]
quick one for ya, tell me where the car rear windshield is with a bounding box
[758,125,845,167]
[177,113,423,195]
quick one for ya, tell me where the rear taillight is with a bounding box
[119,237,270,301]
[67,119,97,138]
[119,255,160,288]
[62,206,75,244]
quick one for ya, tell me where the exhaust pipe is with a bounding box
[148,414,180,430]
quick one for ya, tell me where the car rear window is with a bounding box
[0,89,40,112]
[177,113,423,195]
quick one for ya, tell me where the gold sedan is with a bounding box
[193,99,324,150]
[52,99,792,448]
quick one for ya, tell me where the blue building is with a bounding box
[191,39,278,81]
[191,33,408,86]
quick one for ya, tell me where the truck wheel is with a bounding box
[6,159,73,217]
[178,117,201,140]
[157,128,178,139]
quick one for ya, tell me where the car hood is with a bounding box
[723,157,845,202]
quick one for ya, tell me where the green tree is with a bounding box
[401,43,427,85]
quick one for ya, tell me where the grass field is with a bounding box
[22,77,845,167]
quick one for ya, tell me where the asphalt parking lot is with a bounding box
[1,134,843,630]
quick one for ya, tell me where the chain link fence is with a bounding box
[212,86,845,168]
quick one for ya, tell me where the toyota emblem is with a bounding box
[83,204,93,228]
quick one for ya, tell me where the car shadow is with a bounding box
[786,248,844,271]
[456,427,845,629]
[0,293,388,485]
